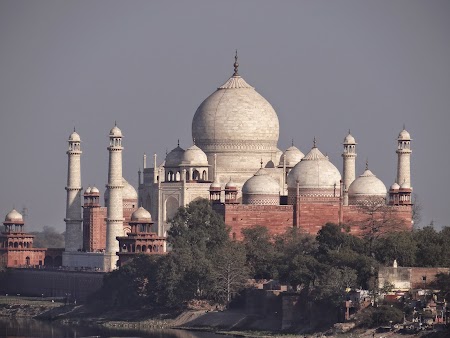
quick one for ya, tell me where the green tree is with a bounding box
[373,231,417,266]
[242,225,277,279]
[413,226,443,267]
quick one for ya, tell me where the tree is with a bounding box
[210,242,249,304]
[30,226,64,248]
[353,197,406,257]
[242,225,277,279]
[413,226,443,267]
[373,231,417,267]
[168,198,229,252]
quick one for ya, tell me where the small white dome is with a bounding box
[242,168,280,195]
[390,182,400,190]
[85,187,92,194]
[165,145,185,167]
[287,147,341,191]
[343,133,356,145]
[5,209,23,222]
[109,124,122,137]
[225,178,237,190]
[400,181,411,189]
[210,180,221,189]
[131,207,152,222]
[348,169,387,197]
[91,186,100,193]
[181,144,208,166]
[69,131,81,142]
[398,129,411,140]
[279,146,304,167]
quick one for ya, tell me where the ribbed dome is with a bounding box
[287,147,341,190]
[210,180,221,189]
[279,146,304,167]
[344,133,356,144]
[242,168,280,195]
[109,125,122,137]
[165,145,185,167]
[181,144,208,166]
[5,209,23,222]
[390,182,400,190]
[225,178,237,190]
[131,207,152,222]
[192,74,279,151]
[398,129,411,140]
[69,131,81,142]
[348,169,387,197]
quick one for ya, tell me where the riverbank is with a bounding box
[0,296,447,337]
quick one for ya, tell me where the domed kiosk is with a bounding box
[242,168,280,205]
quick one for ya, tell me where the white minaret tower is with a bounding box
[64,128,83,253]
[342,131,357,206]
[105,123,124,271]
[396,127,412,188]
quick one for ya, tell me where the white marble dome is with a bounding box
[210,180,221,189]
[91,186,100,194]
[348,169,387,198]
[398,129,411,140]
[192,74,279,151]
[287,147,341,191]
[400,180,411,189]
[69,131,81,142]
[225,178,238,190]
[242,168,280,195]
[181,144,208,166]
[85,187,92,194]
[344,133,356,144]
[390,182,400,190]
[279,145,304,167]
[165,145,185,167]
[5,209,23,222]
[131,207,152,222]
[109,125,122,137]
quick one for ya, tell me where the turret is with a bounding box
[396,127,412,189]
[105,123,124,271]
[342,131,357,206]
[64,129,83,252]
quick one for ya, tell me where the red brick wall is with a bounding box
[3,249,46,267]
[410,267,450,289]
[215,201,412,240]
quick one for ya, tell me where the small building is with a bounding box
[0,209,46,268]
[116,207,166,267]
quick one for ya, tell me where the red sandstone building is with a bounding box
[0,209,46,268]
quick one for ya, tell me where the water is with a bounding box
[0,318,225,338]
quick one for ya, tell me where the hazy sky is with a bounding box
[1,0,449,232]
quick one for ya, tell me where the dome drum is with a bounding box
[243,194,279,205]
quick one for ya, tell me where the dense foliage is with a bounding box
[95,199,450,313]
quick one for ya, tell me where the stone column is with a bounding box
[105,124,124,271]
[396,129,412,188]
[342,132,357,206]
[64,130,83,252]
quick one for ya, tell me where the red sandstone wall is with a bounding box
[410,267,450,289]
[217,202,412,240]
[222,205,294,240]
[3,249,46,267]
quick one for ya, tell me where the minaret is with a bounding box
[396,127,412,188]
[342,131,357,206]
[64,128,83,252]
[105,123,124,271]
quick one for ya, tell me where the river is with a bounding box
[0,318,226,338]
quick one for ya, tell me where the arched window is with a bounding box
[193,170,200,180]
[165,196,179,222]
[202,170,207,180]
[142,245,147,253]
[136,245,141,253]
[26,257,30,265]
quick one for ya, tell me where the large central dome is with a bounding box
[192,60,279,153]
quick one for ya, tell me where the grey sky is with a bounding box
[0,0,449,232]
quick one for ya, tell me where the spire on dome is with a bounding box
[313,137,317,148]
[177,139,180,147]
[233,50,239,76]
[365,158,369,170]
[291,138,294,147]
[260,158,263,168]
